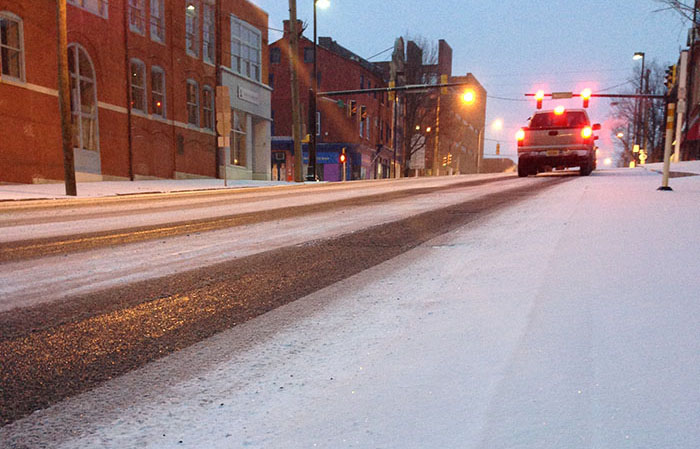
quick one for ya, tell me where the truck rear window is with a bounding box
[529,111,589,129]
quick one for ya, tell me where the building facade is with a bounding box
[0,0,270,184]
[269,21,396,181]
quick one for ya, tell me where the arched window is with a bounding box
[0,11,24,81]
[151,66,166,118]
[68,44,99,153]
[129,58,146,112]
[202,85,213,130]
[186,79,199,126]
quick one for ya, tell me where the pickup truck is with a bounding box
[516,108,600,177]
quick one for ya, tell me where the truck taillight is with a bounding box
[516,128,525,145]
[581,126,593,139]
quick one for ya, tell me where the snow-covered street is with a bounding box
[1,165,699,448]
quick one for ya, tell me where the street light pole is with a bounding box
[56,0,77,196]
[633,52,645,158]
[476,128,483,174]
[306,0,322,181]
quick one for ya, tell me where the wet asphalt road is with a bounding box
[0,175,570,426]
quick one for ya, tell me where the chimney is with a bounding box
[283,19,305,37]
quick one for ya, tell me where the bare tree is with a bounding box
[610,60,668,164]
[653,0,697,22]
[401,37,440,176]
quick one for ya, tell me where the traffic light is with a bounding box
[535,90,544,109]
[581,88,591,108]
[665,65,677,89]
[348,100,357,117]
[360,105,367,120]
[447,153,452,164]
[339,149,347,164]
[442,155,447,167]
[496,143,500,155]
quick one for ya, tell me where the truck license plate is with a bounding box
[546,150,560,156]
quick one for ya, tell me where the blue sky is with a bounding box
[251,0,689,160]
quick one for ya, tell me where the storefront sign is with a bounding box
[237,86,260,105]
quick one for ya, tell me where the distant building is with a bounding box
[269,21,396,181]
[0,0,271,184]
[377,39,487,176]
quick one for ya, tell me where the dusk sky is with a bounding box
[252,0,690,160]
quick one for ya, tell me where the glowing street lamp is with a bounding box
[462,89,475,104]
[491,118,503,132]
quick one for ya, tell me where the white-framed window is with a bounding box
[68,44,99,151]
[67,0,109,19]
[0,12,24,82]
[186,79,199,126]
[231,110,246,166]
[203,0,215,64]
[185,1,200,58]
[150,0,165,43]
[202,85,214,130]
[128,0,145,34]
[129,59,146,112]
[151,66,166,118]
[230,15,261,82]
[367,115,371,140]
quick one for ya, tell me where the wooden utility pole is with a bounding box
[288,0,303,182]
[56,0,77,196]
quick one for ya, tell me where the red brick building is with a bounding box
[0,0,271,184]
[269,22,396,181]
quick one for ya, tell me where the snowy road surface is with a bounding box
[1,167,699,448]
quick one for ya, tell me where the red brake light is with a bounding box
[516,129,525,141]
[581,126,593,139]
[554,106,565,115]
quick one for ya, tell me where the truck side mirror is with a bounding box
[592,123,601,131]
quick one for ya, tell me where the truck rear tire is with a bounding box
[518,163,529,177]
[580,157,593,176]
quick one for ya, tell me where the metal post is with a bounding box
[56,0,77,196]
[123,0,134,181]
[306,0,318,181]
[675,50,689,163]
[433,93,441,176]
[392,94,398,177]
[637,55,645,151]
[659,102,675,191]
[288,0,303,182]
[476,129,482,174]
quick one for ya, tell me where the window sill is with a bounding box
[0,75,26,85]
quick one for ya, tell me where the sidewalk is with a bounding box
[1,161,698,202]
[0,178,296,201]
[643,160,700,176]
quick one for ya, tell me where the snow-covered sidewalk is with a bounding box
[1,166,699,448]
[0,178,295,201]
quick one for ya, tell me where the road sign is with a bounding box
[216,86,232,138]
[551,91,573,99]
